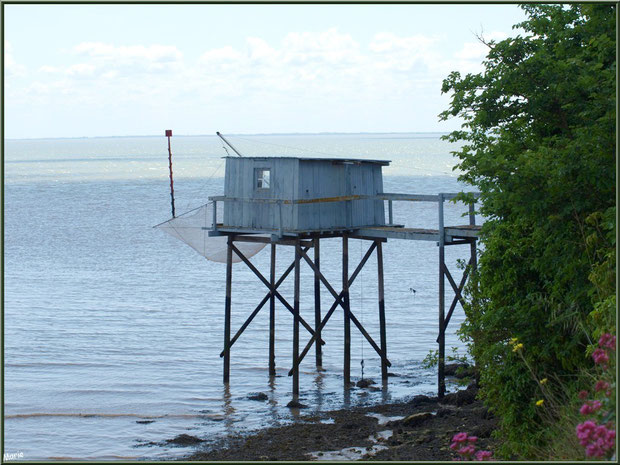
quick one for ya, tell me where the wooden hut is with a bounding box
[219,157,389,234]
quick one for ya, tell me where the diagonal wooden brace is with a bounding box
[287,243,378,375]
[443,262,468,309]
[231,243,325,345]
[289,293,341,376]
[219,247,309,358]
[436,257,473,343]
[288,242,391,375]
[220,293,269,358]
[348,310,392,368]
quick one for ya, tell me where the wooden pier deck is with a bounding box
[209,224,480,243]
[355,225,481,242]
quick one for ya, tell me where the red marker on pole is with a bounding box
[166,129,176,218]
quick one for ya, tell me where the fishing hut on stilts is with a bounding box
[157,131,481,400]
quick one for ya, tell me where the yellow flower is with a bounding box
[509,337,519,345]
[512,343,524,352]
[540,378,548,385]
[536,399,544,407]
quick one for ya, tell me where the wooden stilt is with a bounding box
[293,239,301,399]
[469,202,478,272]
[377,240,388,381]
[343,234,350,386]
[269,243,276,377]
[314,236,322,369]
[438,195,446,398]
[224,235,233,383]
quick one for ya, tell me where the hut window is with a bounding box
[256,168,271,189]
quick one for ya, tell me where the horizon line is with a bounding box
[5,130,451,142]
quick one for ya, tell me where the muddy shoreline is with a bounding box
[177,380,497,461]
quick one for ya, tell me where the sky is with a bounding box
[4,3,528,139]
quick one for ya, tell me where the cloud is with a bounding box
[4,41,27,76]
[188,28,449,102]
[64,42,185,80]
[74,42,182,63]
[67,63,97,77]
[454,31,508,60]
[369,32,436,54]
[38,65,61,74]
[8,29,495,135]
[246,37,277,63]
[280,28,361,65]
[199,45,244,64]
[447,31,508,75]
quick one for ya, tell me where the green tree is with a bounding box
[439,4,615,457]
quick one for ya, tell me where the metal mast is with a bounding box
[216,132,243,157]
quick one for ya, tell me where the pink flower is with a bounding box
[452,432,468,443]
[576,420,597,446]
[598,333,616,351]
[475,450,493,461]
[592,348,609,366]
[586,443,605,458]
[457,445,476,456]
[578,390,589,400]
[580,403,594,415]
[604,429,615,448]
[580,400,602,416]
[467,436,478,443]
[595,380,610,392]
[576,420,616,457]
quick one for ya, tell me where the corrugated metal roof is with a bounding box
[222,156,390,166]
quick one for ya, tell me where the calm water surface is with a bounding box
[4,134,476,460]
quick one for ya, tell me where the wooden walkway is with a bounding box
[355,225,480,243]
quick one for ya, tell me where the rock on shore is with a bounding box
[181,382,497,461]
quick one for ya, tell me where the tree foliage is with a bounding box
[439,4,616,457]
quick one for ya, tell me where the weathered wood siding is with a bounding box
[223,157,298,230]
[223,157,385,231]
[296,160,385,230]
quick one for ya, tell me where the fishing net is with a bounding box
[156,203,267,263]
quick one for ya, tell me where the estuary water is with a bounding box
[4,133,476,460]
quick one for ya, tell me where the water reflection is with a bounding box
[313,371,325,412]
[222,384,235,433]
[381,379,390,404]
[267,377,279,427]
[343,384,352,409]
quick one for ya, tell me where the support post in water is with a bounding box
[438,193,446,398]
[293,239,301,399]
[223,235,233,383]
[343,234,351,386]
[314,236,323,369]
[269,243,276,377]
[469,202,478,271]
[377,240,388,381]
[165,129,176,218]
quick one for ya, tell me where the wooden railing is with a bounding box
[208,192,480,237]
